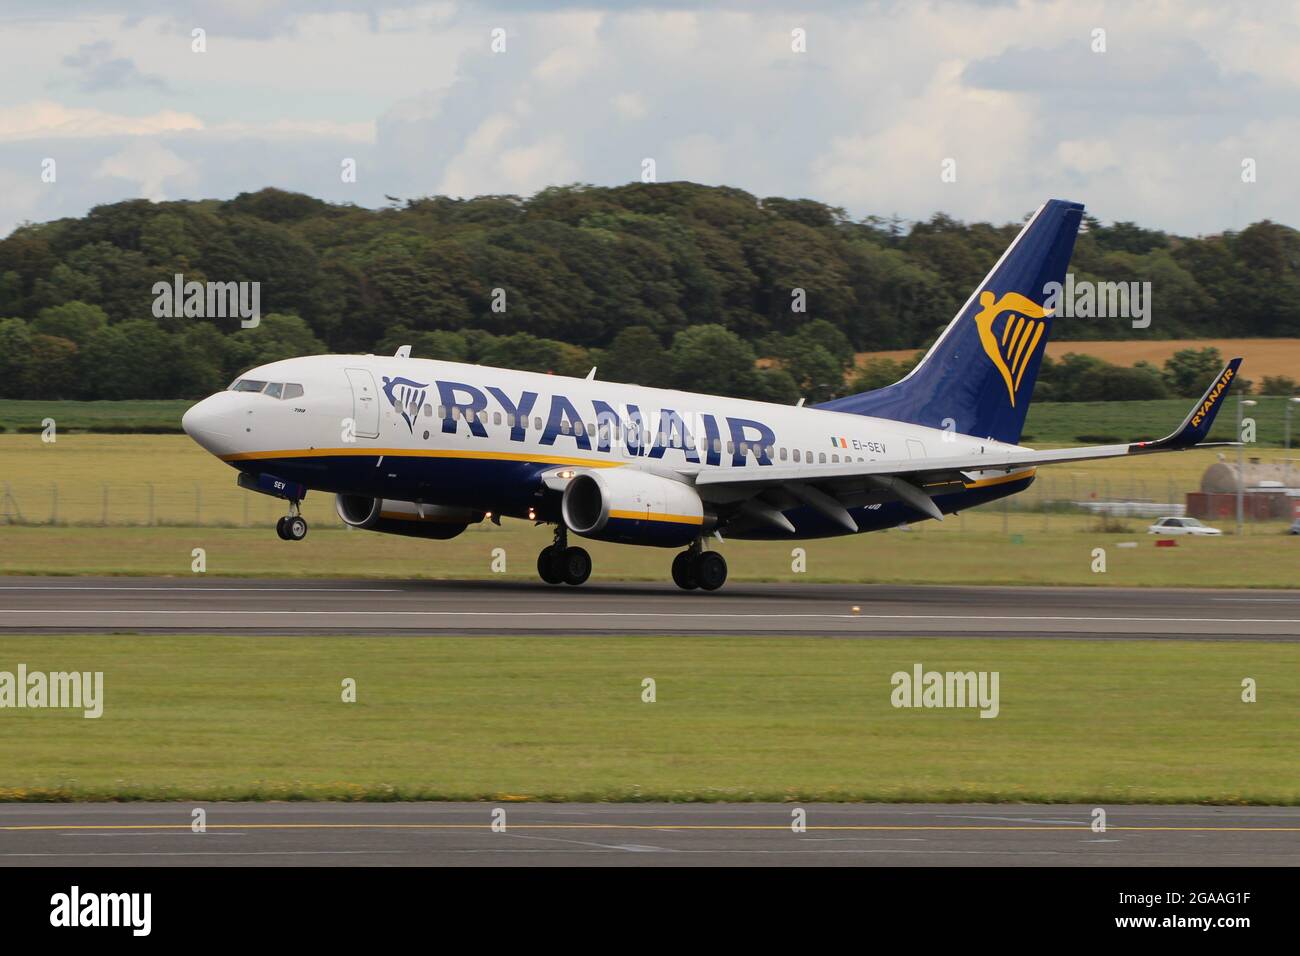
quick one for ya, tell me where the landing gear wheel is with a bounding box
[561,546,591,586]
[694,551,727,591]
[671,551,698,590]
[537,545,565,585]
[275,516,289,540]
[284,515,308,541]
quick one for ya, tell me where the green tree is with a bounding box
[1258,375,1297,396]
[21,334,79,399]
[1162,347,1224,398]
[225,313,328,374]
[80,321,177,399]
[31,301,108,344]
[668,324,757,397]
[849,356,913,393]
[0,318,33,398]
[600,326,672,387]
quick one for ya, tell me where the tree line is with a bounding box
[1,183,1297,401]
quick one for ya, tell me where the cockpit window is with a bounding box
[229,379,304,399]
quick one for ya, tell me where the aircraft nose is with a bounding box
[182,393,235,454]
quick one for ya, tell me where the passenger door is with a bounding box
[345,368,381,439]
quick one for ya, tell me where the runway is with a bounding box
[0,577,1298,639]
[1,802,1295,866]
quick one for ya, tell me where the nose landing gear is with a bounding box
[672,540,727,591]
[537,525,591,586]
[275,501,308,541]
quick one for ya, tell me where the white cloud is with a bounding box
[93,141,193,201]
[0,101,201,142]
[0,2,1298,235]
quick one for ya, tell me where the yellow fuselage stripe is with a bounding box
[221,447,623,469]
[608,509,702,525]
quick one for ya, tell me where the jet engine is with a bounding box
[335,495,482,540]
[561,469,710,547]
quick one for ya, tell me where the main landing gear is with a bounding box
[671,540,727,592]
[275,500,308,541]
[537,525,591,586]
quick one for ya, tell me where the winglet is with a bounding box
[1134,358,1243,451]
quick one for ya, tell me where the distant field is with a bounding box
[0,399,188,433]
[1,635,1295,804]
[1021,395,1296,445]
[857,338,1300,387]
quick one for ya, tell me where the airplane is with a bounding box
[182,199,1243,592]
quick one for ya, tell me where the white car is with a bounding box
[1147,516,1222,536]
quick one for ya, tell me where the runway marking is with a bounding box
[0,587,403,593]
[4,823,1297,832]
[2,610,1297,625]
[1212,597,1300,603]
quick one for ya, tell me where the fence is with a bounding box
[0,472,1270,532]
[0,479,344,529]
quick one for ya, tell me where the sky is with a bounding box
[1,0,1297,238]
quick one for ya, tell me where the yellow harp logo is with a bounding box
[974,290,1051,407]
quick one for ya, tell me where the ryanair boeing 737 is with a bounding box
[182,199,1242,592]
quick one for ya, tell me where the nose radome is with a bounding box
[182,394,235,455]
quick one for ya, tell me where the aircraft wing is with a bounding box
[693,359,1242,530]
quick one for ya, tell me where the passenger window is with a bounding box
[493,412,501,426]
[726,441,735,455]
[437,405,447,419]
[779,448,787,461]
[264,382,283,399]
[819,452,826,464]
[831,453,839,463]
[793,449,801,463]
[508,414,516,428]
[739,442,749,455]
[712,439,722,454]
[534,416,543,431]
[423,404,433,417]
[765,445,774,459]
[561,420,571,434]
[282,383,304,400]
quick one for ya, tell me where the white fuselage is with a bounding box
[182,353,1031,539]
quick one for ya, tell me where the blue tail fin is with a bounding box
[818,199,1085,444]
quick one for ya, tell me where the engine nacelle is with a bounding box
[561,469,709,547]
[335,495,481,540]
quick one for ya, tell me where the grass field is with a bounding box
[0,399,189,433]
[2,434,1295,586]
[857,337,1300,386]
[0,635,1294,804]
[1,520,1295,586]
